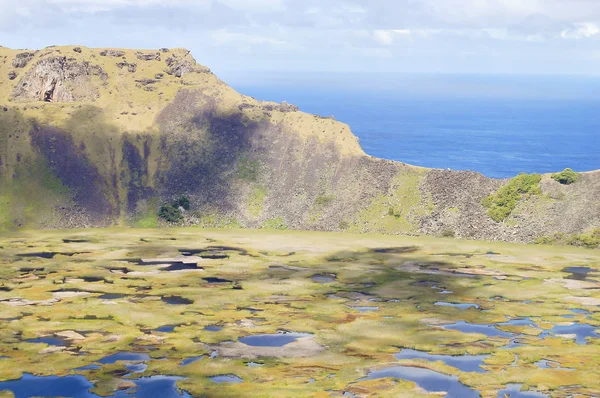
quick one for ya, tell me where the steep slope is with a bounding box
[0,45,598,242]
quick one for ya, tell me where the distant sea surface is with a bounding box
[228,74,600,178]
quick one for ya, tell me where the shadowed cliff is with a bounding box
[0,45,598,243]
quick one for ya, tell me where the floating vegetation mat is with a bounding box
[0,228,598,397]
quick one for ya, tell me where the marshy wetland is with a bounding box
[0,228,598,397]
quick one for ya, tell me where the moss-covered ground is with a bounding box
[0,228,598,397]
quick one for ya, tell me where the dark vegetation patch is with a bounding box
[81,276,106,283]
[156,90,263,213]
[203,277,233,284]
[552,168,580,185]
[19,266,46,272]
[51,288,96,294]
[161,296,193,305]
[29,117,115,221]
[180,246,248,257]
[158,196,190,223]
[106,266,131,274]
[121,136,154,213]
[68,314,114,320]
[369,246,420,254]
[163,263,203,272]
[18,252,86,259]
[97,293,128,300]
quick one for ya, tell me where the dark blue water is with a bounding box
[209,375,243,384]
[497,384,548,398]
[363,366,480,398]
[442,321,514,338]
[0,373,99,398]
[239,332,311,347]
[231,76,600,178]
[395,349,489,373]
[98,352,150,364]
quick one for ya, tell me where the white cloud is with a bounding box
[561,22,600,39]
[210,29,286,46]
[373,29,410,45]
[3,0,600,74]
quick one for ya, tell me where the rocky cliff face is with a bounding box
[0,45,598,242]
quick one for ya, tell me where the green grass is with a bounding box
[260,217,288,230]
[247,186,267,218]
[349,169,432,234]
[135,213,159,228]
[237,157,260,182]
[0,161,71,231]
[482,173,542,222]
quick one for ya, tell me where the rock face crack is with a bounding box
[12,56,106,103]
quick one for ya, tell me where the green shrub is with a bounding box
[441,229,456,238]
[315,195,334,206]
[566,229,600,248]
[535,229,600,249]
[172,195,190,210]
[339,220,350,230]
[387,207,401,218]
[158,204,183,223]
[551,168,580,185]
[482,173,541,222]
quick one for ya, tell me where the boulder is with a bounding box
[99,50,125,57]
[165,54,204,78]
[12,52,34,68]
[135,78,158,86]
[136,52,161,61]
[116,62,137,73]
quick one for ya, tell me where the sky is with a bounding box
[2,0,600,80]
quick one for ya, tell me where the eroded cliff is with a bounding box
[0,45,598,243]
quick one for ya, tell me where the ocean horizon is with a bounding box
[228,73,600,179]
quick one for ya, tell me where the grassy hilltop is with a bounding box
[0,45,598,244]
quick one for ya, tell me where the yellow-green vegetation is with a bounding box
[237,157,260,182]
[536,228,600,249]
[260,217,288,230]
[247,186,267,218]
[0,162,72,231]
[0,228,598,397]
[315,194,334,206]
[482,173,542,222]
[193,212,241,229]
[349,169,432,234]
[551,168,580,185]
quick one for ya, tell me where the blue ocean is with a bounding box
[228,73,600,179]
